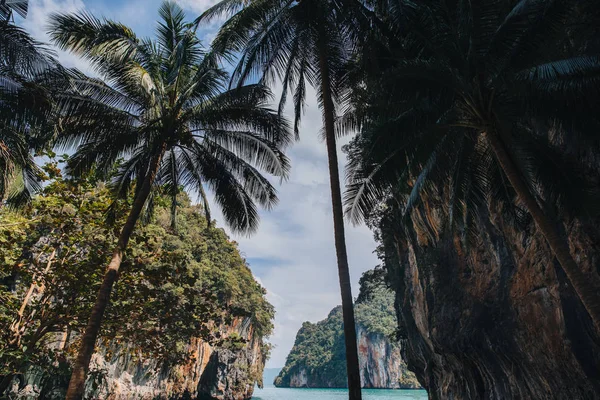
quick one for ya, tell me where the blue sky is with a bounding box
[21,0,379,368]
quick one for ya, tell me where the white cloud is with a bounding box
[22,0,93,73]
[174,0,220,13]
[21,0,166,74]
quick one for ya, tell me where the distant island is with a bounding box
[274,269,420,389]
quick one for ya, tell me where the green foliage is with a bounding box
[1,173,119,378]
[0,171,273,382]
[219,332,247,351]
[0,14,61,205]
[275,268,396,387]
[355,268,396,338]
[48,1,292,234]
[344,0,600,233]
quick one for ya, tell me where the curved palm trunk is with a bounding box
[486,130,600,330]
[318,44,363,399]
[65,148,166,400]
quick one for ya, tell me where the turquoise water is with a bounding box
[252,387,429,400]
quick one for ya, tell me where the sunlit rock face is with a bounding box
[385,211,600,399]
[275,313,420,389]
[357,324,400,388]
[9,317,266,400]
[357,325,420,389]
[91,317,264,400]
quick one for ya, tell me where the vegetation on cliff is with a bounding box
[2,0,600,398]
[0,166,274,395]
[274,268,416,389]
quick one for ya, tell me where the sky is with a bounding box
[20,0,380,368]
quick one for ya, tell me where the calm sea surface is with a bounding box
[252,387,429,400]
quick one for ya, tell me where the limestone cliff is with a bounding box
[356,325,419,389]
[9,317,266,400]
[379,205,600,399]
[91,317,265,400]
[1,194,274,400]
[275,275,420,389]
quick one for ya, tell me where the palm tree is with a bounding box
[344,0,600,328]
[196,1,363,397]
[48,3,292,398]
[0,0,58,205]
[0,0,27,20]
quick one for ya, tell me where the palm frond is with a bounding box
[49,12,140,69]
[49,0,292,236]
[0,0,28,19]
[5,159,44,207]
[179,146,261,234]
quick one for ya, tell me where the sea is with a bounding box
[252,387,429,400]
[255,370,428,400]
[252,368,427,400]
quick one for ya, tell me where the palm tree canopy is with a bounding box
[49,1,292,234]
[0,0,28,20]
[196,0,353,138]
[198,2,368,397]
[0,6,60,205]
[344,0,600,233]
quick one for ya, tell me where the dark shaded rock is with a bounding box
[197,345,260,400]
[383,211,600,399]
[7,317,265,400]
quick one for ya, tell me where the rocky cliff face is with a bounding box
[357,325,402,388]
[277,320,418,389]
[9,317,266,400]
[382,209,600,399]
[355,324,418,389]
[275,280,420,389]
[93,317,264,400]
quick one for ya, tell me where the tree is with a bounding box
[0,167,275,397]
[344,0,600,328]
[48,2,291,398]
[0,0,60,205]
[196,0,363,397]
[0,0,28,20]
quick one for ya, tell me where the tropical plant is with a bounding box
[195,1,364,396]
[0,0,28,20]
[48,2,291,398]
[0,0,59,205]
[344,0,600,328]
[0,167,274,397]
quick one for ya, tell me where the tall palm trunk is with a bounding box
[486,130,600,330]
[318,42,363,400]
[65,148,166,400]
